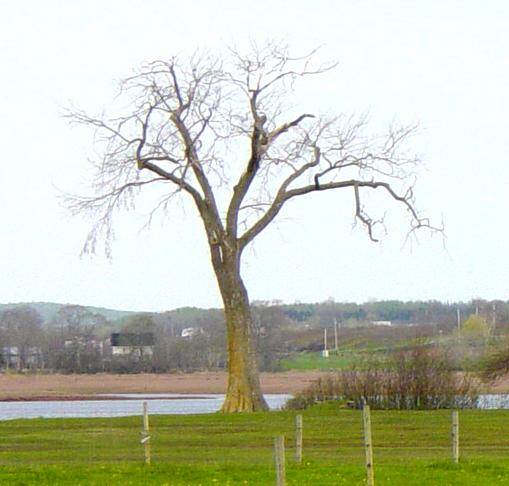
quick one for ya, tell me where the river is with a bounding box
[0,394,507,420]
[0,394,292,420]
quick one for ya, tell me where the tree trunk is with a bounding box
[213,249,268,412]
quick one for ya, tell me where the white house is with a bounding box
[181,327,202,338]
[371,320,393,327]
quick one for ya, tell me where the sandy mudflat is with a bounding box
[485,376,509,394]
[0,371,328,400]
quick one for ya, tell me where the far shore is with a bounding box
[0,371,326,400]
[0,371,506,401]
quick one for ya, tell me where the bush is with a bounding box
[461,314,490,344]
[481,343,509,381]
[285,347,478,410]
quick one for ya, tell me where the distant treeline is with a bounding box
[260,299,509,328]
[1,299,508,374]
[2,298,508,328]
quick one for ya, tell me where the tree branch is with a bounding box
[226,110,315,238]
[65,42,435,262]
[240,178,431,249]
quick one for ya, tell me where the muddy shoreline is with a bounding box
[0,371,326,401]
[1,370,504,402]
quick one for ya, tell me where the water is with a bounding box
[1,394,508,420]
[0,394,292,420]
[476,394,509,410]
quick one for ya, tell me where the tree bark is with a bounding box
[212,245,269,412]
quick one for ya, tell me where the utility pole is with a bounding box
[322,328,329,358]
[334,318,339,351]
[492,302,496,335]
[457,308,461,333]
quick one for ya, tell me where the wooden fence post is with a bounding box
[274,435,286,486]
[141,401,151,465]
[452,410,459,464]
[362,404,375,486]
[295,415,303,464]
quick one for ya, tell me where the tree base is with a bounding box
[220,390,269,413]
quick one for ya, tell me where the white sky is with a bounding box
[1,0,508,312]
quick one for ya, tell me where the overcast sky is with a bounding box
[0,0,508,312]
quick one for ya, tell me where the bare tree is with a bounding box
[0,306,44,370]
[65,42,434,412]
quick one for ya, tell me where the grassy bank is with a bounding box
[1,404,509,484]
[280,350,367,370]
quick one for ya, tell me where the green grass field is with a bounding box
[1,403,509,484]
[280,335,487,372]
[280,350,366,370]
[279,347,393,371]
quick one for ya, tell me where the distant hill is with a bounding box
[0,302,137,325]
[0,302,226,329]
[2,299,506,330]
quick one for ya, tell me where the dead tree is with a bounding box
[65,42,433,412]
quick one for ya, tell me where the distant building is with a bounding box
[371,320,392,327]
[2,346,43,370]
[64,337,105,355]
[181,327,202,338]
[110,333,155,357]
[2,346,20,369]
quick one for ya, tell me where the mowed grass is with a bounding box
[280,349,378,370]
[1,404,509,484]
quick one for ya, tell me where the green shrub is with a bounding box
[461,315,490,343]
